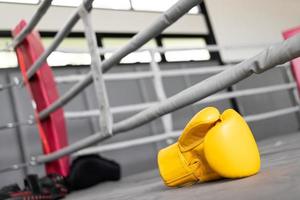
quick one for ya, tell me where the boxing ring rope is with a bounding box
[0,61,292,128]
[73,105,300,156]
[25,0,93,80]
[0,0,300,174]
[37,0,206,120]
[0,81,296,129]
[34,33,300,165]
[5,0,53,50]
[0,45,282,91]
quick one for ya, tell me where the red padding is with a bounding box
[282,26,300,95]
[12,20,69,176]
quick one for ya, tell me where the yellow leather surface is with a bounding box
[157,107,260,187]
[204,109,260,178]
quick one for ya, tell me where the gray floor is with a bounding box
[66,132,300,200]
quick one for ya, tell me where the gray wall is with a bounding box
[205,0,300,62]
[0,2,208,35]
[0,61,299,187]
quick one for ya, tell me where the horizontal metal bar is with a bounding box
[160,65,225,76]
[55,71,154,83]
[36,42,275,54]
[198,82,297,104]
[161,63,288,77]
[0,77,21,91]
[54,66,224,84]
[98,43,275,54]
[38,0,204,120]
[54,63,289,84]
[0,43,278,54]
[0,119,34,131]
[1,82,295,129]
[0,162,31,174]
[244,106,300,122]
[64,83,296,119]
[65,102,158,119]
[73,105,300,155]
[2,104,298,172]
[0,62,289,92]
[74,131,182,156]
[9,0,53,49]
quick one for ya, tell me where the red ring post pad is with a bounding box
[283,26,300,95]
[12,20,69,176]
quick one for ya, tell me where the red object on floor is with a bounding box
[282,26,300,95]
[12,20,69,176]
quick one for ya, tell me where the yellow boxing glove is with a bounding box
[157,107,260,187]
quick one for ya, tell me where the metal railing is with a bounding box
[0,0,300,174]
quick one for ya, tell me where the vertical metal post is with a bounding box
[6,74,29,175]
[77,69,98,134]
[135,66,161,151]
[149,50,174,144]
[79,6,113,137]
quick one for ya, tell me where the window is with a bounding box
[42,37,91,66]
[51,0,82,7]
[0,0,39,4]
[131,0,199,14]
[93,0,131,10]
[52,0,131,10]
[0,51,18,68]
[0,37,18,68]
[162,37,210,62]
[51,0,199,14]
[0,37,11,49]
[102,37,161,63]
[42,37,88,51]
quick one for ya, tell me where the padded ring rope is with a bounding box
[0,82,295,130]
[64,82,296,119]
[74,105,300,156]
[1,104,299,173]
[33,33,300,165]
[8,0,53,49]
[0,62,288,93]
[38,0,204,120]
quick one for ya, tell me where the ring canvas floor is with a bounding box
[65,132,300,200]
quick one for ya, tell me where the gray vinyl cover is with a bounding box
[35,33,300,164]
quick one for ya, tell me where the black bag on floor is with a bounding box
[67,154,121,191]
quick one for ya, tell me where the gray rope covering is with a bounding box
[38,0,204,120]
[74,105,300,155]
[63,82,295,119]
[0,82,295,130]
[79,4,113,137]
[25,0,94,80]
[34,33,300,164]
[9,0,53,49]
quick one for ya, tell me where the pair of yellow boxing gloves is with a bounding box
[158,107,260,187]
